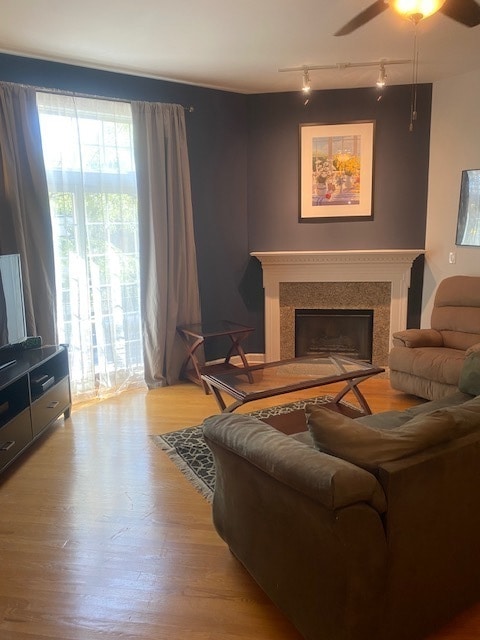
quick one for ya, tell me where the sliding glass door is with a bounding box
[37,94,144,402]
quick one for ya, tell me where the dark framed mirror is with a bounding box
[456,169,480,246]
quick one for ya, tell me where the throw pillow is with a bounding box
[305,400,480,472]
[458,348,480,396]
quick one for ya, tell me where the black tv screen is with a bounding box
[0,254,27,350]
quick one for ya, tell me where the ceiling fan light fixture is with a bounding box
[390,0,446,21]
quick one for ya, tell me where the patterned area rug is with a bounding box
[150,395,346,503]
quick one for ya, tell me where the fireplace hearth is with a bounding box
[295,309,373,362]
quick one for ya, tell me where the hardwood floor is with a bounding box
[1,379,479,639]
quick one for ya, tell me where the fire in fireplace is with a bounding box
[295,309,374,362]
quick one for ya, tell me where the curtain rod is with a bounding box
[0,79,194,112]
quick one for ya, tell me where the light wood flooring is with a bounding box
[1,379,480,639]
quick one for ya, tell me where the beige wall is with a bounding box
[422,69,480,325]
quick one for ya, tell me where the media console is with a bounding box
[0,345,71,475]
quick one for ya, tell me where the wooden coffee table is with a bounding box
[202,354,384,421]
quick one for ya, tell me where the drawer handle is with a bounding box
[0,441,15,452]
[47,401,59,409]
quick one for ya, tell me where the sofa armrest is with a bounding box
[203,413,386,513]
[392,328,444,348]
[377,430,480,639]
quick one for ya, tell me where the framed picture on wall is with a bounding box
[456,169,480,246]
[299,121,375,221]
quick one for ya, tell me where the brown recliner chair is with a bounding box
[389,275,480,400]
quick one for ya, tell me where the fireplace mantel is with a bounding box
[251,250,425,362]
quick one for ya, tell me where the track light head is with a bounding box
[302,69,311,94]
[376,62,387,88]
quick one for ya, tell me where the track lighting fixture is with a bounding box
[279,58,409,94]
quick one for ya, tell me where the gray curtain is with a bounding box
[0,83,57,345]
[132,102,201,387]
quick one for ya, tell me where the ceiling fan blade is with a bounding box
[334,1,389,36]
[440,0,480,26]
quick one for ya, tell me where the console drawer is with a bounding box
[31,376,70,437]
[0,408,32,472]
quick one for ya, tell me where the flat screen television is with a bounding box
[0,254,27,356]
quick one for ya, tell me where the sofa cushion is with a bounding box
[431,275,480,349]
[355,410,412,430]
[401,390,473,418]
[388,345,465,385]
[438,327,480,351]
[389,371,458,402]
[458,349,480,396]
[305,396,480,472]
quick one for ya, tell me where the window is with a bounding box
[37,94,144,401]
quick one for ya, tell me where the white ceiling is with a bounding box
[1,0,479,94]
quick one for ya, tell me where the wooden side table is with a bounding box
[176,320,254,393]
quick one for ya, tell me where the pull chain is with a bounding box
[409,25,419,132]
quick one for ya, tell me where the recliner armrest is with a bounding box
[392,328,444,348]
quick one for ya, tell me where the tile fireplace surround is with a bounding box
[251,250,424,366]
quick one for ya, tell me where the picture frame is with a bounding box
[455,169,480,247]
[299,121,375,221]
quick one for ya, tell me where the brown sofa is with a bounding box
[389,275,480,400]
[203,357,480,640]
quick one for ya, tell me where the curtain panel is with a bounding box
[132,102,201,387]
[0,83,57,345]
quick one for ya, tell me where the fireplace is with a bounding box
[280,281,389,364]
[295,309,373,361]
[251,250,425,366]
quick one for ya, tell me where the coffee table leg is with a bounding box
[332,375,373,415]
[210,386,227,411]
[202,376,243,413]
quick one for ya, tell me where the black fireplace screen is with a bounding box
[295,309,373,362]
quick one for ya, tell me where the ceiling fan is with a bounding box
[335,0,480,36]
